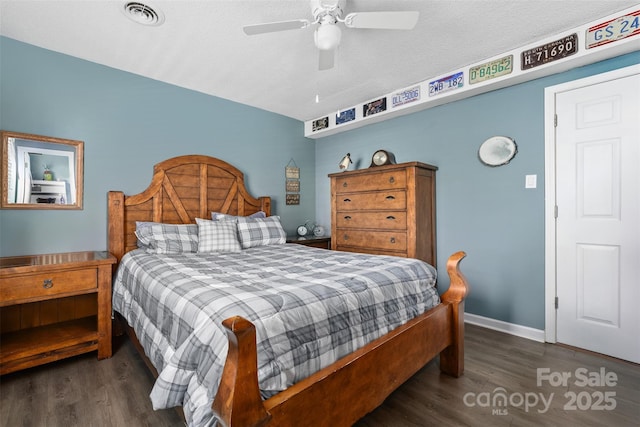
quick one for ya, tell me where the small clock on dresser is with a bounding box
[370,149,396,167]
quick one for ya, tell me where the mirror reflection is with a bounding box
[1,131,84,209]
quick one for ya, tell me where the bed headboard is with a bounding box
[108,155,271,261]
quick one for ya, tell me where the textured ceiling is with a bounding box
[1,1,638,122]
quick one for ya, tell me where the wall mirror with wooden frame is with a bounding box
[1,130,84,209]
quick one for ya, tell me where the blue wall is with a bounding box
[1,36,637,331]
[0,37,315,256]
[314,52,639,330]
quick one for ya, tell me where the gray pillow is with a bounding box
[135,222,198,253]
[236,216,286,249]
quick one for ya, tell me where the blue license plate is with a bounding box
[336,108,356,125]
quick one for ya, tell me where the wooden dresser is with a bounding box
[329,162,437,265]
[0,251,116,375]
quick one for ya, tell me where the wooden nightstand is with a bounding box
[287,236,331,249]
[0,251,116,375]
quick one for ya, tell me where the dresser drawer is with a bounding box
[334,229,407,251]
[335,190,406,211]
[0,268,97,304]
[336,246,407,258]
[335,170,407,194]
[336,211,407,230]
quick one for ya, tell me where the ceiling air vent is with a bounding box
[123,2,164,26]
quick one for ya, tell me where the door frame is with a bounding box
[543,63,640,343]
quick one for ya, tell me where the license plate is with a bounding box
[469,55,513,85]
[521,34,578,70]
[392,86,420,107]
[336,108,355,125]
[586,11,640,49]
[428,72,463,97]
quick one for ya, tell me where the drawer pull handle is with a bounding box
[42,279,54,289]
[386,216,396,220]
[389,176,395,184]
[390,237,396,244]
[344,216,352,220]
[343,198,351,202]
[343,234,349,241]
[385,195,395,200]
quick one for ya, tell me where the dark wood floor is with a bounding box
[1,324,638,426]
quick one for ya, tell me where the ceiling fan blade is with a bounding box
[318,49,335,70]
[243,19,311,35]
[343,11,419,30]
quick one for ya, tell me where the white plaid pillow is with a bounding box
[211,211,266,221]
[196,218,242,253]
[236,216,286,249]
[135,222,199,253]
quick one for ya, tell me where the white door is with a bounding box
[554,71,639,363]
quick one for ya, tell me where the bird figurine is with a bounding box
[339,153,352,170]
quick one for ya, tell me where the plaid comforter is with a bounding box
[112,244,439,426]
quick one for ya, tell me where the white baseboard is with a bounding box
[464,313,545,343]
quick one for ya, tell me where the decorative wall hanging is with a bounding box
[312,117,329,132]
[285,159,300,205]
[363,97,387,117]
[478,136,517,167]
[286,180,300,192]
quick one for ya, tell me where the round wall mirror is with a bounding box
[478,136,517,167]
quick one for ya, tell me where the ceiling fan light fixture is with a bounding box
[243,0,418,70]
[314,23,341,50]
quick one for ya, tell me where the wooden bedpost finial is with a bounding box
[212,316,271,427]
[439,251,468,377]
[107,191,125,262]
[441,251,468,303]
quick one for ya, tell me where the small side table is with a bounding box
[287,236,331,250]
[0,251,116,375]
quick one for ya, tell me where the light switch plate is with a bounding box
[525,174,537,189]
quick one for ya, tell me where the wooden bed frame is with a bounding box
[108,155,469,427]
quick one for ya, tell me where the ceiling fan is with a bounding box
[243,0,419,70]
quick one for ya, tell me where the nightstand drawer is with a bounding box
[0,268,97,304]
[287,236,331,249]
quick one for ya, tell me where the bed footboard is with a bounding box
[212,251,468,427]
[212,317,271,427]
[439,251,469,377]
